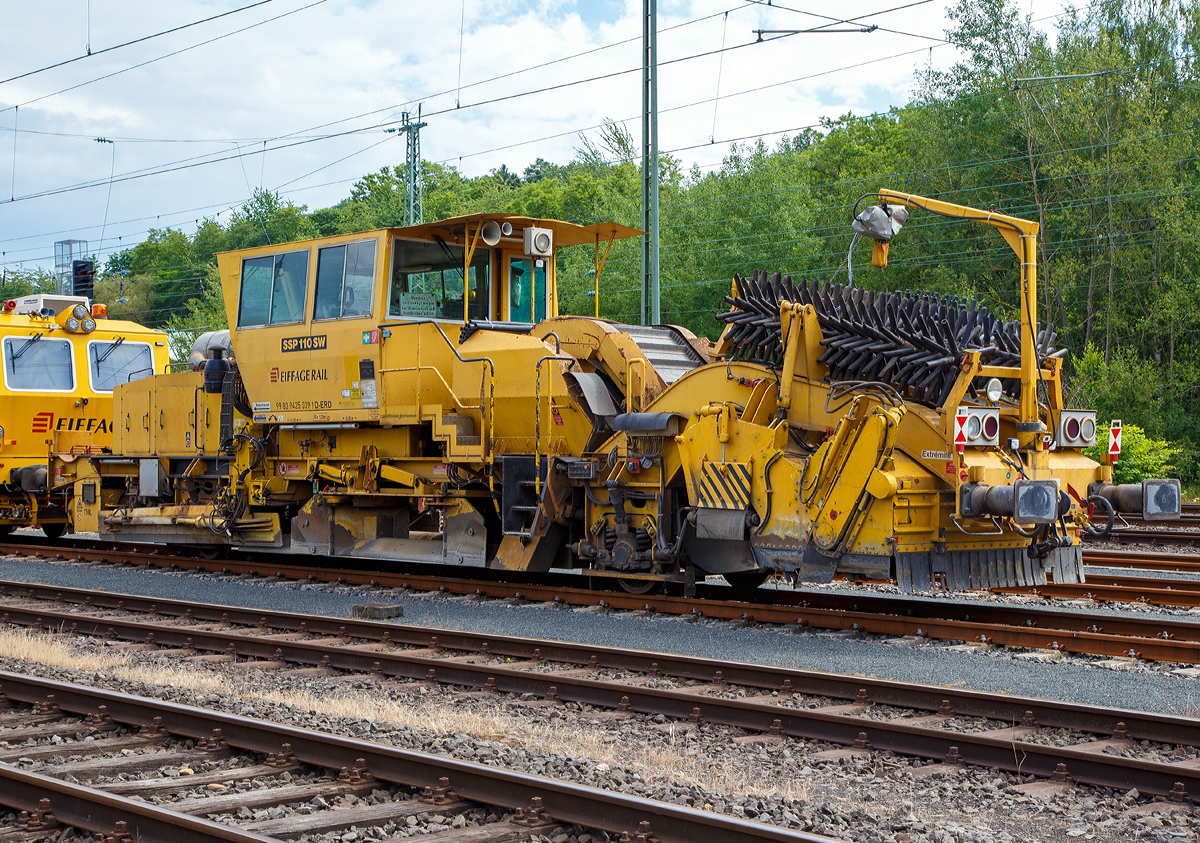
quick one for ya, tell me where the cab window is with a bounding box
[237,250,310,327]
[87,339,154,392]
[388,239,490,322]
[314,240,377,321]
[2,335,75,392]
[508,257,547,323]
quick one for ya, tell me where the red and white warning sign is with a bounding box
[1108,419,1122,464]
[953,407,969,451]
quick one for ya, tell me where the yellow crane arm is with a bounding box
[871,189,1044,447]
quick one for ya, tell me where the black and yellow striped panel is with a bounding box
[698,462,752,510]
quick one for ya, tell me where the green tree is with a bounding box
[225,189,316,249]
[1085,424,1179,484]
[0,266,56,299]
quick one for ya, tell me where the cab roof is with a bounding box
[215,215,643,261]
[390,214,643,248]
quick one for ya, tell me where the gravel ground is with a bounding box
[3,637,1199,843]
[3,553,1200,717]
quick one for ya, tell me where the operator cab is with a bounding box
[218,215,640,426]
[384,217,558,325]
[226,215,640,332]
[383,215,639,325]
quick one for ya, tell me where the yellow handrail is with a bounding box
[533,353,575,496]
[377,320,497,485]
[626,358,646,413]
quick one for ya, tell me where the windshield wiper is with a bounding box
[432,234,465,281]
[12,333,42,362]
[97,336,125,363]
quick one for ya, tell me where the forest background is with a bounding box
[5,0,1198,484]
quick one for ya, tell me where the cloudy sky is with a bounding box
[0,0,1067,275]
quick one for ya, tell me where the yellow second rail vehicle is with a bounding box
[85,191,1180,591]
[0,293,169,537]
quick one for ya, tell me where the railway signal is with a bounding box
[1109,419,1123,465]
[71,260,95,300]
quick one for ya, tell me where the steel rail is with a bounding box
[1085,527,1200,548]
[0,671,833,843]
[998,572,1200,607]
[2,579,1195,742]
[6,540,1200,660]
[1085,549,1200,574]
[0,765,277,843]
[5,592,1200,798]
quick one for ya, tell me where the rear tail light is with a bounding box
[1057,410,1097,448]
[983,414,999,440]
[957,407,1000,447]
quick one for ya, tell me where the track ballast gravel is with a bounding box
[3,553,1200,715]
[2,635,1197,843]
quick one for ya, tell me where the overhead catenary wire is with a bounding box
[455,0,466,108]
[1,1,1090,224]
[710,12,730,143]
[8,106,15,202]
[0,0,283,87]
[0,16,948,210]
[3,87,1189,265]
[741,0,946,43]
[0,0,957,223]
[0,31,1036,250]
[9,3,1180,291]
[0,0,330,116]
[96,138,116,258]
[264,4,751,143]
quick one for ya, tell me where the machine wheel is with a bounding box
[41,523,67,540]
[723,569,771,590]
[617,577,662,595]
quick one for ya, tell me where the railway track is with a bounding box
[1002,571,1200,608]
[1087,527,1200,547]
[7,538,1200,661]
[1085,548,1200,574]
[0,671,823,843]
[2,586,1200,806]
[1110,502,1200,529]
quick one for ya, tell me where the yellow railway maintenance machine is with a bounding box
[94,197,1179,592]
[0,293,168,537]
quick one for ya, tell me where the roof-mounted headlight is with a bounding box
[985,378,1003,404]
[81,318,97,333]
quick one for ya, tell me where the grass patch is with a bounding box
[0,627,807,801]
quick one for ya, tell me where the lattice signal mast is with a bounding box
[54,240,89,296]
[401,108,427,227]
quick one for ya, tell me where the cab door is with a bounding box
[155,378,203,455]
[505,255,547,323]
[117,379,153,456]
